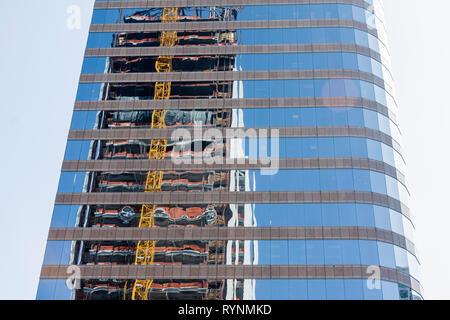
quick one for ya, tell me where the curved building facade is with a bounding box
[37,0,422,300]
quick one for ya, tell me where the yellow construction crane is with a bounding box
[130,7,179,301]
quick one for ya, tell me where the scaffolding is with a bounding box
[131,8,179,301]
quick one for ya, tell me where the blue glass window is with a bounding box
[50,205,81,228]
[70,111,98,130]
[64,140,92,161]
[42,241,72,265]
[36,279,72,300]
[57,172,88,193]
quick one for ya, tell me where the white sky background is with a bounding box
[0,0,448,300]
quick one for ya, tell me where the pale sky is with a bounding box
[0,0,449,300]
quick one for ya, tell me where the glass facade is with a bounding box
[38,0,422,300]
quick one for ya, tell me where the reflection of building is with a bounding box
[38,1,422,300]
[83,7,241,301]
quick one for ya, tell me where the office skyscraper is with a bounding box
[37,0,422,300]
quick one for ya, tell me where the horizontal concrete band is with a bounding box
[47,226,416,255]
[40,264,421,294]
[61,158,406,185]
[54,191,410,219]
[67,126,402,155]
[93,0,373,11]
[79,69,388,92]
[84,44,381,62]
[73,97,398,124]
[90,19,378,38]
